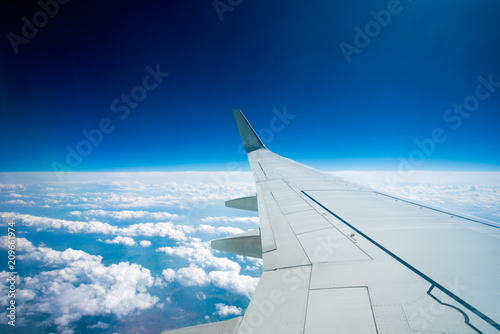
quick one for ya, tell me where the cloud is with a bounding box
[87,322,110,330]
[6,193,27,198]
[0,238,159,332]
[162,266,258,298]
[200,216,259,225]
[0,212,120,235]
[157,238,240,272]
[162,269,176,283]
[162,266,210,287]
[2,199,35,206]
[140,240,152,247]
[157,235,259,298]
[214,303,243,317]
[196,224,245,235]
[39,179,256,210]
[208,270,259,298]
[68,210,180,221]
[0,213,243,242]
[0,184,26,191]
[119,222,192,241]
[102,236,136,246]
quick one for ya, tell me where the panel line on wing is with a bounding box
[427,285,482,334]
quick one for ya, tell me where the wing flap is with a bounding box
[225,195,258,212]
[211,229,262,258]
[236,267,311,334]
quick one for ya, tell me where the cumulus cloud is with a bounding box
[40,180,255,210]
[214,303,243,317]
[102,236,136,246]
[69,210,180,221]
[162,269,176,283]
[200,216,259,225]
[140,240,152,247]
[2,199,35,206]
[0,173,261,331]
[0,238,159,332]
[87,322,110,330]
[0,212,119,235]
[0,184,26,191]
[157,234,259,298]
[119,222,192,241]
[162,266,210,287]
[196,224,244,235]
[0,213,244,242]
[157,238,240,272]
[208,270,259,298]
[162,266,258,298]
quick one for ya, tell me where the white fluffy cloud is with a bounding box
[196,224,245,235]
[0,212,119,234]
[2,199,35,206]
[208,270,259,298]
[41,178,255,210]
[200,216,259,225]
[87,322,110,330]
[157,235,259,299]
[0,238,159,332]
[69,210,180,221]
[157,238,240,272]
[214,303,243,317]
[102,236,136,246]
[162,266,210,287]
[0,213,243,242]
[140,240,152,247]
[162,265,259,298]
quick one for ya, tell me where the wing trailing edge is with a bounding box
[161,316,242,334]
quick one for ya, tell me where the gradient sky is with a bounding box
[1,0,500,172]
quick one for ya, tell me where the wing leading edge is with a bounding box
[163,110,500,334]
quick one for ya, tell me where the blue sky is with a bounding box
[1,0,500,172]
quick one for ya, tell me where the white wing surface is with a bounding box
[163,110,500,334]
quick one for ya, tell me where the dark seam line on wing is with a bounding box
[257,162,267,176]
[301,190,500,332]
[375,192,500,230]
[260,187,278,252]
[309,285,367,290]
[365,286,380,334]
[427,285,482,333]
[268,191,313,267]
[301,265,313,334]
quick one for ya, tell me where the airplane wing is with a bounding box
[163,109,500,334]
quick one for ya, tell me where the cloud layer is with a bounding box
[0,238,159,333]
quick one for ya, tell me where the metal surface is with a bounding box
[163,110,500,334]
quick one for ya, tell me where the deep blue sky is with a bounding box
[1,0,500,172]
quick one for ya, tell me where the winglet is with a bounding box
[233,109,266,153]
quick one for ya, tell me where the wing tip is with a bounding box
[232,109,266,153]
